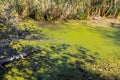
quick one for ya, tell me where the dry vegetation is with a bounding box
[0,0,120,21]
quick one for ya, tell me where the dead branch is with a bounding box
[0,50,37,71]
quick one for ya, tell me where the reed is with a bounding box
[0,0,119,20]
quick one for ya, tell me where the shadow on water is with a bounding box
[110,23,120,45]
[1,22,120,80]
[0,22,45,79]
[0,22,45,55]
[105,23,120,46]
[94,22,120,46]
[1,43,108,80]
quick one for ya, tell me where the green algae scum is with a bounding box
[1,20,120,80]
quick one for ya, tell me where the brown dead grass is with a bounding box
[83,17,120,28]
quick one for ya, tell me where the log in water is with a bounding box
[0,50,37,71]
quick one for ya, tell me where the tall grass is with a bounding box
[0,0,120,21]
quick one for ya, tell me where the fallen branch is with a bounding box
[0,50,37,71]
